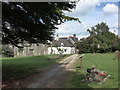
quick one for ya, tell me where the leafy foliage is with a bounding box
[2,2,80,48]
[78,22,120,53]
[0,45,14,57]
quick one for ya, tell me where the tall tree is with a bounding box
[2,2,80,48]
[78,22,120,53]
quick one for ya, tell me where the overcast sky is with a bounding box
[55,0,118,39]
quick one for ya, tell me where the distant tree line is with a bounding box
[77,22,120,53]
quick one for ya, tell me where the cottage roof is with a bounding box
[52,37,75,47]
[69,36,79,43]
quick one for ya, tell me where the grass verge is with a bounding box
[2,54,70,83]
[66,53,118,88]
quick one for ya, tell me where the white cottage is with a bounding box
[48,34,79,54]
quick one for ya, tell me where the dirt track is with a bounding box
[7,54,78,88]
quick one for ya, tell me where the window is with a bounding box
[29,49,34,56]
[64,49,67,52]
[18,48,23,52]
[29,49,34,52]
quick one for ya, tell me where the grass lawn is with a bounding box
[2,54,70,83]
[67,53,118,88]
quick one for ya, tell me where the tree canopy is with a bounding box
[2,2,80,48]
[78,22,120,53]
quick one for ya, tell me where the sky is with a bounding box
[55,0,118,39]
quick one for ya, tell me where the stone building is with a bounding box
[13,34,79,57]
[14,43,48,57]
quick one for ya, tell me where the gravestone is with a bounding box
[115,50,120,60]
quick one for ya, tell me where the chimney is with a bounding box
[73,34,76,38]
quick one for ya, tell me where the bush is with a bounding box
[0,45,14,57]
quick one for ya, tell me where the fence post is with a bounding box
[80,57,83,69]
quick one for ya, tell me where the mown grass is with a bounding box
[2,54,70,82]
[67,53,118,88]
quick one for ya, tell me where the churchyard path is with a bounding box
[15,54,78,88]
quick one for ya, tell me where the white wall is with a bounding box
[48,47,75,54]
